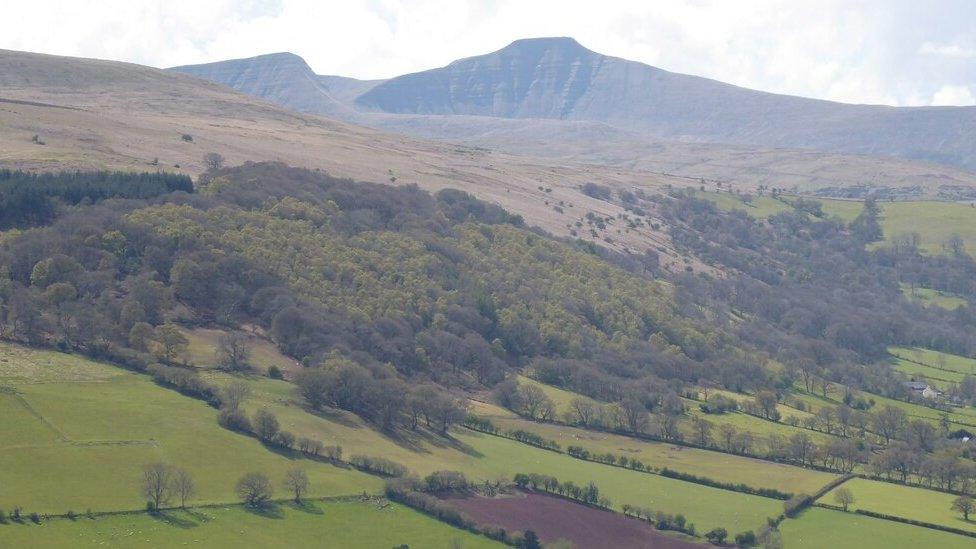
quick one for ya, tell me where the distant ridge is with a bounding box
[168,39,976,197]
[171,52,353,117]
[355,37,976,170]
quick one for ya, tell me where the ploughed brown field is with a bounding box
[446,491,700,549]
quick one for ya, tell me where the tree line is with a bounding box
[0,169,192,229]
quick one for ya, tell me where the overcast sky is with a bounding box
[3,0,974,106]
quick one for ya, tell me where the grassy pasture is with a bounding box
[681,398,834,444]
[704,191,976,256]
[878,201,976,254]
[182,327,299,375]
[480,413,838,495]
[780,507,973,549]
[205,373,779,532]
[516,375,580,413]
[822,478,976,534]
[890,347,976,376]
[0,344,379,513]
[890,357,967,390]
[814,197,865,222]
[701,191,794,218]
[0,500,502,548]
[454,430,782,533]
[522,375,834,444]
[899,284,968,310]
[202,372,490,477]
[791,386,976,430]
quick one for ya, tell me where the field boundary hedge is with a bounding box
[9,494,371,523]
[811,503,976,539]
[462,419,791,501]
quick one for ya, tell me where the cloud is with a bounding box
[931,84,975,106]
[920,42,976,58]
[1,0,974,107]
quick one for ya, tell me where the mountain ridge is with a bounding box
[167,40,976,197]
[354,36,976,170]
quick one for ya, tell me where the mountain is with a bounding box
[170,52,355,118]
[0,48,702,263]
[357,37,976,170]
[169,39,976,198]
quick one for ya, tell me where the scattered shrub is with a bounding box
[218,408,252,432]
[423,471,469,493]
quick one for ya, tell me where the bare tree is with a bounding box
[237,472,273,507]
[203,152,225,171]
[216,332,251,372]
[619,398,649,434]
[692,416,714,446]
[221,380,251,410]
[952,495,975,521]
[172,468,196,508]
[141,462,174,511]
[283,468,310,503]
[518,384,551,419]
[568,397,595,426]
[945,234,966,257]
[719,423,737,452]
[755,391,780,421]
[872,405,907,444]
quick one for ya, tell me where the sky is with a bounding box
[2,0,974,107]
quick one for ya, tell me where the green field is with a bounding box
[877,201,976,254]
[454,429,782,533]
[890,357,968,390]
[701,191,794,218]
[481,413,838,495]
[516,375,581,413]
[522,375,834,445]
[791,386,976,431]
[890,347,976,376]
[202,373,780,532]
[823,478,976,534]
[780,507,973,549]
[900,285,968,310]
[686,395,829,445]
[183,327,299,376]
[704,191,976,255]
[0,500,502,548]
[0,344,379,514]
[815,198,867,222]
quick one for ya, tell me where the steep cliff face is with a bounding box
[169,38,976,172]
[355,37,976,169]
[171,52,353,117]
[356,37,606,118]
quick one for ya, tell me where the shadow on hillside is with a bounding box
[150,510,199,529]
[422,429,484,458]
[304,404,483,457]
[244,503,284,519]
[288,500,324,515]
[307,406,361,428]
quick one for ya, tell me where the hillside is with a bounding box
[3,161,976,547]
[170,41,976,198]
[356,37,976,170]
[0,48,698,261]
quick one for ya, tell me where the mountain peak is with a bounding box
[502,36,587,51]
[171,51,312,72]
[486,36,594,60]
